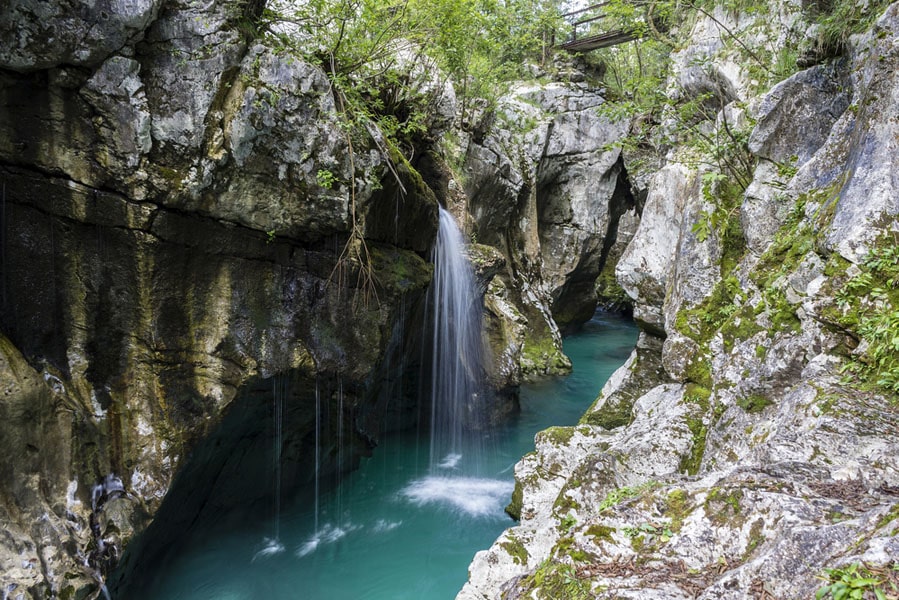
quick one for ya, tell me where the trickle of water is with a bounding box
[427,207,486,472]
[272,375,285,542]
[314,378,321,535]
[336,377,344,520]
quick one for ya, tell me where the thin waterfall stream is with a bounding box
[124,209,638,599]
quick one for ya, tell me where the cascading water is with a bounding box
[427,207,487,472]
[397,207,510,515]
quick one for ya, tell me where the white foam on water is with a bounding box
[371,519,402,533]
[251,537,285,562]
[295,523,359,557]
[438,453,463,469]
[400,476,514,517]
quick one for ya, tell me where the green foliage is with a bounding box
[815,562,899,600]
[316,168,336,189]
[523,559,595,600]
[810,0,893,56]
[831,232,899,397]
[560,513,578,532]
[260,0,560,137]
[598,481,658,512]
[622,521,674,542]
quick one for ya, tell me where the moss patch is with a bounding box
[680,384,712,475]
[736,392,774,413]
[505,479,523,520]
[369,244,433,294]
[586,524,615,542]
[580,392,634,429]
[704,487,744,526]
[664,488,690,532]
[537,426,576,446]
[500,534,530,565]
[516,559,596,600]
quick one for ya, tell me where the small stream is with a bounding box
[137,312,636,599]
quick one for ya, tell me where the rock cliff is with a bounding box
[460,3,899,599]
[0,1,450,596]
[462,74,639,383]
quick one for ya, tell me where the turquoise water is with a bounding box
[137,312,636,599]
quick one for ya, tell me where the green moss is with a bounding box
[824,228,899,396]
[520,560,595,600]
[505,479,523,520]
[680,384,712,475]
[742,518,765,561]
[598,481,658,513]
[579,393,634,429]
[500,534,530,565]
[538,426,575,446]
[369,244,433,294]
[720,305,765,352]
[521,332,571,375]
[736,392,774,413]
[554,534,595,563]
[705,487,744,526]
[683,351,713,388]
[595,260,632,311]
[675,276,742,345]
[664,489,690,532]
[874,503,899,531]
[586,524,615,542]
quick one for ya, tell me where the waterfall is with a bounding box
[427,207,487,472]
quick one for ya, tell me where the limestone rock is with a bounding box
[464,80,634,378]
[617,163,694,333]
[0,0,161,72]
[748,61,851,165]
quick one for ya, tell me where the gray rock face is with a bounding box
[0,0,162,72]
[0,0,447,596]
[748,61,851,165]
[460,4,899,600]
[463,81,634,378]
[616,163,693,332]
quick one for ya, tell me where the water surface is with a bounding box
[138,312,637,599]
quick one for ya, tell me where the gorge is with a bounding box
[1,0,899,598]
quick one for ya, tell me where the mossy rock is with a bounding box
[505,480,524,520]
[500,534,530,565]
[580,392,634,429]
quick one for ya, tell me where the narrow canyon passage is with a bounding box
[116,312,636,599]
